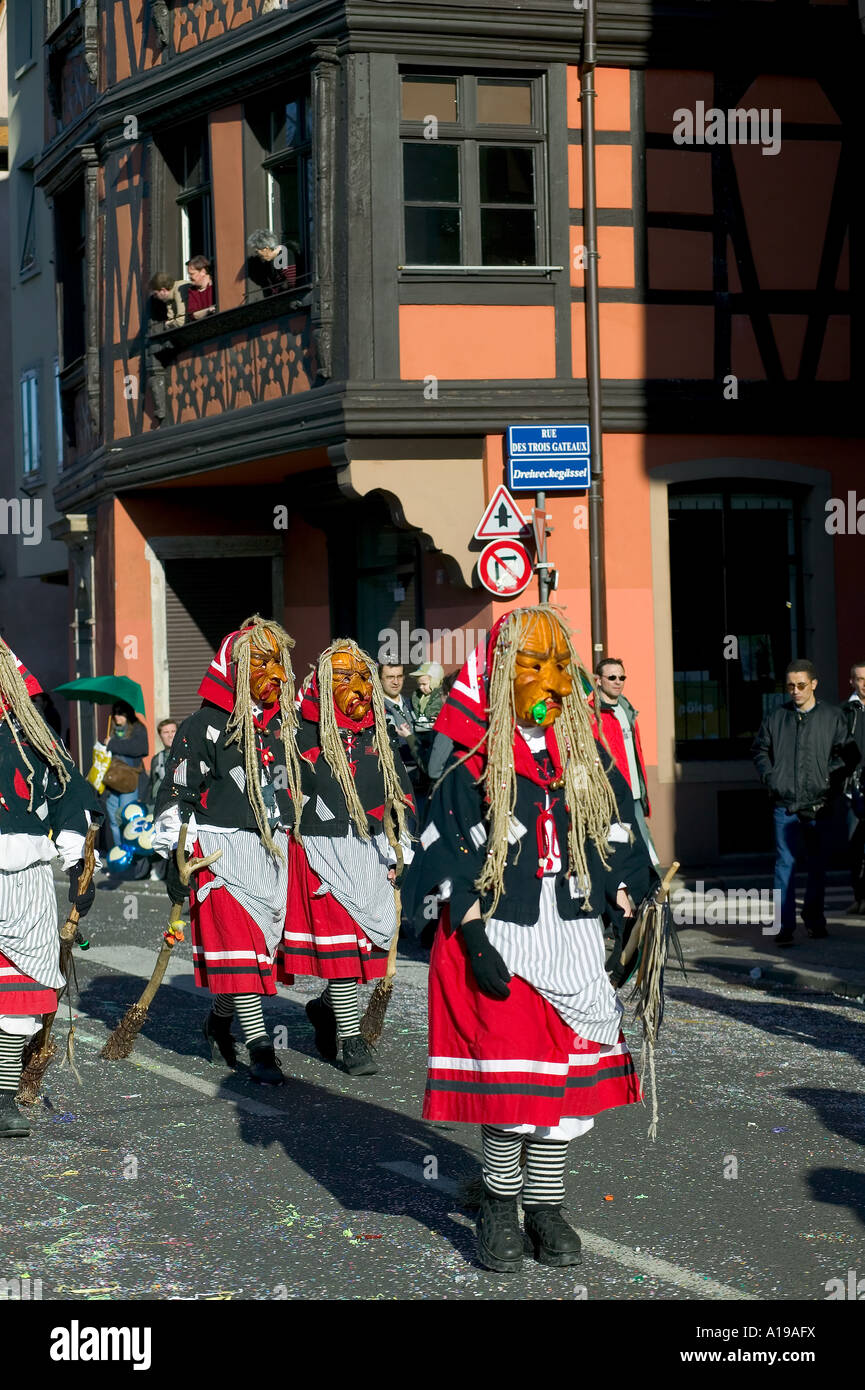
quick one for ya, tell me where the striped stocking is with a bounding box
[0,1029,25,1094]
[522,1138,569,1209]
[212,993,267,1045]
[481,1125,524,1198]
[323,980,360,1040]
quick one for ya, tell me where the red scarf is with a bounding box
[197,627,280,729]
[298,670,376,732]
[433,613,564,790]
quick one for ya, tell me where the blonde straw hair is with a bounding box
[0,641,72,811]
[315,639,412,845]
[224,616,304,859]
[448,606,619,920]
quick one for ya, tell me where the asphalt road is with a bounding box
[2,873,863,1302]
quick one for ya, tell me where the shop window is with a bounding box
[329,496,423,657]
[669,485,805,759]
[400,73,545,267]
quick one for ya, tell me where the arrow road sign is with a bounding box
[477,539,533,597]
[474,485,530,540]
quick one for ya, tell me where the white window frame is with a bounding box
[20,369,41,475]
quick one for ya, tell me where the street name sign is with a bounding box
[506,424,591,492]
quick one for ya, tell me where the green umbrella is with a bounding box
[54,675,146,718]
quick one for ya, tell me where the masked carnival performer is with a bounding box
[0,640,99,1138]
[153,617,304,1085]
[287,641,414,1076]
[402,607,656,1271]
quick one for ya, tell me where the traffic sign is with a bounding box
[506,424,591,492]
[477,539,533,597]
[474,485,529,540]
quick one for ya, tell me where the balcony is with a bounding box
[146,292,319,428]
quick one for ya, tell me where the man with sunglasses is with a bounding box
[752,660,858,946]
[591,658,659,866]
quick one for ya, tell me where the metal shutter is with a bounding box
[164,557,273,719]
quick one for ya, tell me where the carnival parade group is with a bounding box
[0,607,658,1274]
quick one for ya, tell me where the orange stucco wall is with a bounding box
[399,306,557,381]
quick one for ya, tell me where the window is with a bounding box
[20,371,41,474]
[54,357,65,469]
[668,485,805,758]
[54,179,87,365]
[59,1,83,20]
[246,89,313,288]
[400,74,545,267]
[155,120,214,278]
[19,172,37,275]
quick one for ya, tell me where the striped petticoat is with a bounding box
[423,909,642,1127]
[0,948,57,1015]
[281,837,388,983]
[190,855,290,996]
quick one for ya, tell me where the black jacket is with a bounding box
[0,720,100,839]
[402,748,655,932]
[751,700,858,814]
[154,704,296,836]
[296,716,415,839]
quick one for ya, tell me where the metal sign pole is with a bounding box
[535,489,550,603]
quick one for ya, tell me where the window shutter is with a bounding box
[164,557,273,719]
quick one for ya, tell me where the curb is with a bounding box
[672,952,865,1001]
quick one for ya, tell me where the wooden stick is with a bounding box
[618,861,680,975]
[17,824,99,1105]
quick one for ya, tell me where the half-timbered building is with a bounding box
[8,0,864,862]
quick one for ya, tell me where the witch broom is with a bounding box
[17,823,99,1105]
[101,824,222,1060]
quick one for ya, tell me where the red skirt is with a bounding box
[423,910,642,1127]
[190,860,292,996]
[280,838,388,983]
[0,948,58,1015]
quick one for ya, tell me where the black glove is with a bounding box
[165,854,188,906]
[67,863,95,919]
[460,919,511,1000]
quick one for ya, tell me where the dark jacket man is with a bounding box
[752,700,857,815]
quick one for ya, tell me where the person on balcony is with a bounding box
[146,272,185,425]
[180,255,216,319]
[246,230,298,299]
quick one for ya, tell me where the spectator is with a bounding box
[409,661,446,731]
[590,657,659,866]
[752,659,859,946]
[246,229,298,299]
[146,272,185,424]
[145,717,178,880]
[844,661,865,913]
[380,661,426,799]
[102,700,150,883]
[179,255,216,319]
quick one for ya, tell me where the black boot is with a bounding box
[341,1035,379,1077]
[523,1206,582,1267]
[203,1010,238,1069]
[476,1185,523,1273]
[247,1037,285,1086]
[306,994,338,1060]
[0,1090,30,1139]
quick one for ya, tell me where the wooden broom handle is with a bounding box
[655,861,680,904]
[59,823,99,943]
